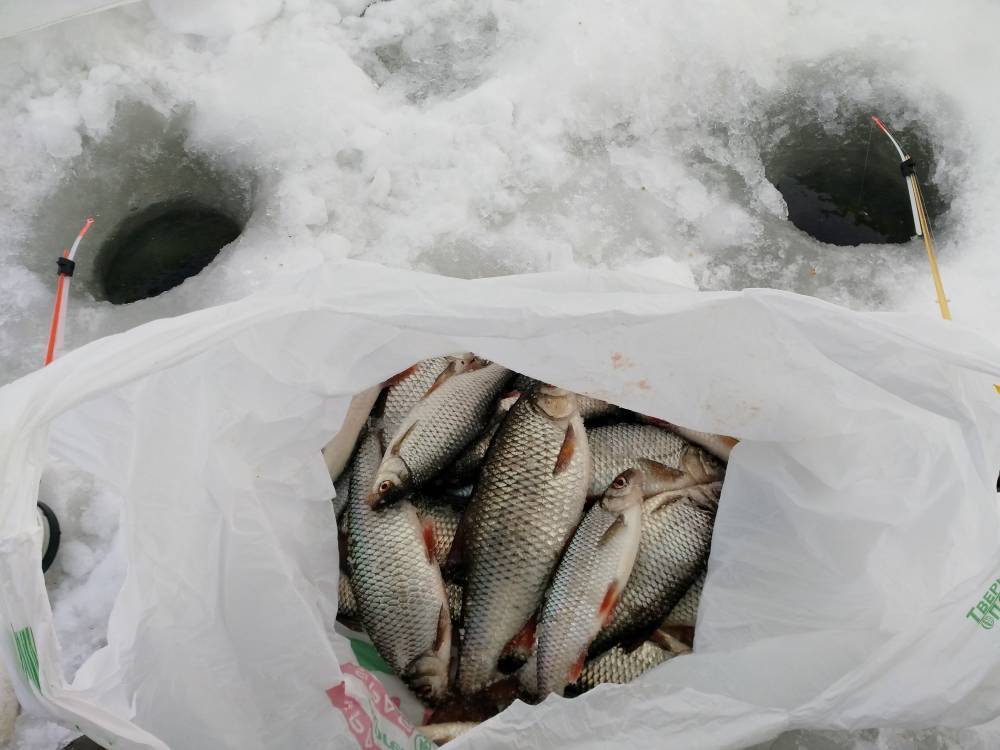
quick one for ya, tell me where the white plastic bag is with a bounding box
[1,260,999,750]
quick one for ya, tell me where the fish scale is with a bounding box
[571,641,676,693]
[662,568,705,628]
[535,489,642,696]
[346,429,451,701]
[381,356,461,439]
[458,386,591,695]
[412,494,461,567]
[374,362,512,503]
[593,491,716,651]
[588,423,687,496]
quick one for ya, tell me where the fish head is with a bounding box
[681,446,725,484]
[367,454,412,508]
[600,468,644,514]
[532,384,576,420]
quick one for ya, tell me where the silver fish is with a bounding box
[382,355,475,440]
[411,494,462,568]
[639,416,738,462]
[570,636,687,694]
[587,423,724,497]
[535,468,645,696]
[661,568,705,628]
[370,361,512,507]
[346,430,452,702]
[592,482,720,651]
[458,384,592,695]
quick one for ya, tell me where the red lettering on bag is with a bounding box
[327,682,377,749]
[342,663,414,735]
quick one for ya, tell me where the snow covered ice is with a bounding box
[1,0,999,748]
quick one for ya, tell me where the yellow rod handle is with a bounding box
[911,176,951,321]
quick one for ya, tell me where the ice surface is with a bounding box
[0,0,998,748]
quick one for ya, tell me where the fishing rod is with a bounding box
[869,115,951,321]
[44,217,94,365]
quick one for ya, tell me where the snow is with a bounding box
[0,0,998,747]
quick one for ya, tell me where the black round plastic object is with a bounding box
[37,501,61,573]
[97,199,243,304]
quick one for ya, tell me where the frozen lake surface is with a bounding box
[1,1,998,747]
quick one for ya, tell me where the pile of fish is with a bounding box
[325,355,735,741]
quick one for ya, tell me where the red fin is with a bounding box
[553,423,577,476]
[498,616,537,674]
[567,648,588,685]
[422,520,437,565]
[598,581,622,625]
[383,363,419,388]
[508,616,536,653]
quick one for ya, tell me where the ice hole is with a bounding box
[96,200,243,304]
[763,116,944,246]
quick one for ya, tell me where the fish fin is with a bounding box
[636,457,687,493]
[389,421,417,455]
[681,445,724,483]
[639,415,675,430]
[597,581,622,626]
[498,616,536,674]
[651,627,694,653]
[688,482,723,512]
[383,363,419,388]
[566,648,588,685]
[597,516,625,546]
[442,512,469,582]
[644,489,687,514]
[422,520,437,565]
[553,423,578,476]
[433,603,450,652]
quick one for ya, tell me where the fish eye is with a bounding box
[379,480,393,493]
[612,475,628,489]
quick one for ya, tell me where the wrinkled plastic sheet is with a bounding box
[0,261,999,749]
